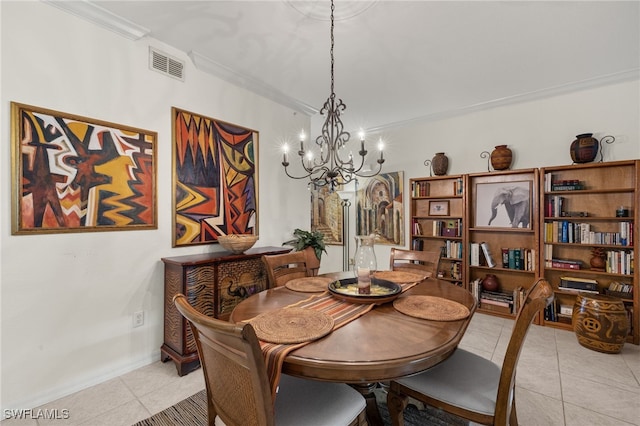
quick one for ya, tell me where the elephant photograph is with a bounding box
[474,181,531,228]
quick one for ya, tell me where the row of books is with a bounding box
[411,178,464,197]
[413,220,462,237]
[543,221,633,246]
[469,242,536,271]
[441,240,463,259]
[543,173,585,192]
[607,280,633,296]
[605,250,634,275]
[545,195,566,218]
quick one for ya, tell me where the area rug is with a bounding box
[133,388,468,426]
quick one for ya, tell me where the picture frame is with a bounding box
[311,183,344,245]
[474,180,532,228]
[355,171,404,246]
[429,200,450,216]
[172,107,258,247]
[11,102,157,234]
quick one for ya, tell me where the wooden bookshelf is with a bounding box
[410,175,466,286]
[539,160,638,344]
[466,168,540,319]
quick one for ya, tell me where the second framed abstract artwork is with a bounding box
[172,107,258,247]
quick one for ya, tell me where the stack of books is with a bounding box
[558,276,599,294]
[550,258,582,270]
[479,290,514,314]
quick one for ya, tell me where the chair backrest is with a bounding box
[494,278,554,424]
[390,248,441,276]
[173,293,275,426]
[262,251,309,287]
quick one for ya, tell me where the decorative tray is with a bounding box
[328,277,402,304]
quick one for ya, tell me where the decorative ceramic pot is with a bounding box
[482,274,499,292]
[573,293,628,354]
[431,152,449,176]
[570,133,599,163]
[490,145,512,170]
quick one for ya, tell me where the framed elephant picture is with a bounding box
[474,180,531,229]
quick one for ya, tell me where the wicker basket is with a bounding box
[217,234,258,254]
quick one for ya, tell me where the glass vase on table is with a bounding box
[354,235,377,294]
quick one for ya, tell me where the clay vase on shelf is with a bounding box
[482,274,499,292]
[589,247,606,272]
[570,133,599,163]
[490,145,512,170]
[431,152,449,176]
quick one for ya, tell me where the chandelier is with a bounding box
[281,0,385,189]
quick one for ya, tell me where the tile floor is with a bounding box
[2,313,639,426]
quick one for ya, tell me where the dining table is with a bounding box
[229,271,477,426]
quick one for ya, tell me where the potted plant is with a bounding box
[283,228,327,275]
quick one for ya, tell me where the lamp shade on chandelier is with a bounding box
[281,0,385,189]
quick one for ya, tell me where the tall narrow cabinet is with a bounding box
[466,169,540,318]
[410,175,466,286]
[539,160,638,344]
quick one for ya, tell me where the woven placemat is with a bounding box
[393,295,470,321]
[285,276,333,292]
[249,307,334,344]
[374,270,429,283]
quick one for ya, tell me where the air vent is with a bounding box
[149,47,184,81]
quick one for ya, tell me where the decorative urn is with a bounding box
[482,274,499,292]
[490,145,512,170]
[431,152,449,176]
[570,133,599,163]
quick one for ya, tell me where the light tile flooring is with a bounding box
[2,313,639,426]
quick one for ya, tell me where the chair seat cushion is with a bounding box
[393,349,500,416]
[215,374,366,426]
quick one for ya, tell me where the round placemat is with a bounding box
[393,295,470,321]
[249,307,334,344]
[285,276,333,292]
[373,270,429,283]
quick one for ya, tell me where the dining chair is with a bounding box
[173,294,367,426]
[386,278,554,426]
[262,251,310,287]
[389,248,441,276]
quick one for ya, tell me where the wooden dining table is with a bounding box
[229,272,477,426]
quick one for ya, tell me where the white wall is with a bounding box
[0,1,310,411]
[1,0,638,413]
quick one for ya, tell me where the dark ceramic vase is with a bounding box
[431,152,449,176]
[570,133,599,163]
[490,145,512,170]
[482,274,499,292]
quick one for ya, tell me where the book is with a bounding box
[480,242,496,268]
[557,286,599,294]
[501,248,509,268]
[559,279,598,291]
[470,243,480,266]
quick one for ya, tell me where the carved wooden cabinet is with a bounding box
[161,246,290,375]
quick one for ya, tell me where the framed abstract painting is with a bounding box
[11,102,157,234]
[172,107,258,247]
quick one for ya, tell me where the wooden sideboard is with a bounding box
[161,246,290,375]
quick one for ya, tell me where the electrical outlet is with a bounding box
[133,311,144,328]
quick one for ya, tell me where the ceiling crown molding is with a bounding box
[188,50,318,117]
[369,68,640,134]
[42,0,150,40]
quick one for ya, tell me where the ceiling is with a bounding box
[49,1,639,133]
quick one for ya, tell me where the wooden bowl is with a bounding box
[217,234,258,254]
